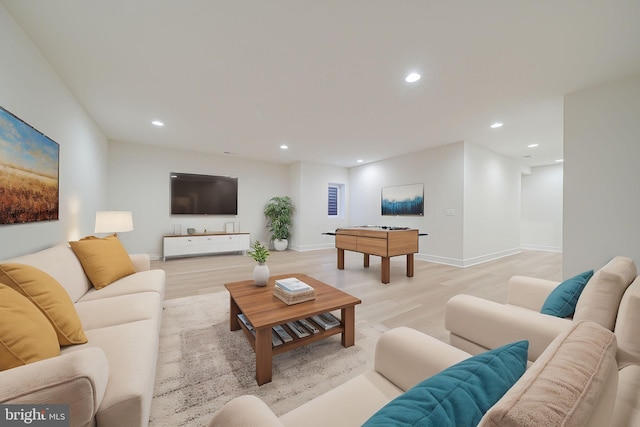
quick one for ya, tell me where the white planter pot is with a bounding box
[253,263,270,286]
[273,239,288,251]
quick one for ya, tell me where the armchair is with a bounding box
[445,256,637,361]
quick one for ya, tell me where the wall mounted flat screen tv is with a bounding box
[170,172,238,215]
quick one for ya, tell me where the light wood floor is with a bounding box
[152,249,562,342]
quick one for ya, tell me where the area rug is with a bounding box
[149,291,387,426]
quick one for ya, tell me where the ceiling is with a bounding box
[3,1,640,168]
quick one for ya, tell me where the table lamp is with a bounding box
[94,211,134,236]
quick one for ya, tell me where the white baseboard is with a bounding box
[150,246,560,266]
[290,243,334,252]
[520,244,563,253]
[417,246,563,268]
[417,248,523,268]
[415,254,465,267]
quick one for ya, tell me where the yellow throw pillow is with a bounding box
[69,234,136,290]
[0,263,88,346]
[0,283,60,371]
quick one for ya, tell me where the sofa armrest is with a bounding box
[507,275,560,310]
[207,395,284,427]
[129,253,150,272]
[0,347,109,426]
[445,294,572,361]
[374,327,471,392]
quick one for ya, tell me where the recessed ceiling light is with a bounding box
[405,72,421,83]
[357,159,364,163]
[151,120,164,127]
[280,145,288,150]
[528,144,539,148]
[490,122,503,129]
[555,159,564,163]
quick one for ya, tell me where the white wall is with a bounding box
[521,164,563,252]
[349,141,523,267]
[107,139,538,264]
[563,73,640,276]
[463,142,522,264]
[0,5,108,260]
[349,142,465,264]
[106,141,290,258]
[289,161,350,251]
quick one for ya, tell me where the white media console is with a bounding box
[163,233,250,261]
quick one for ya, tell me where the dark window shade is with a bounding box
[328,186,338,216]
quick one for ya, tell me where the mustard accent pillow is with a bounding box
[69,234,136,289]
[0,283,60,371]
[0,263,88,346]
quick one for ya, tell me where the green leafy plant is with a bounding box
[263,196,295,240]
[249,240,270,263]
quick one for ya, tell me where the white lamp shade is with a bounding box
[95,211,134,233]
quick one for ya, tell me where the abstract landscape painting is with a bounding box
[0,107,59,224]
[381,183,424,216]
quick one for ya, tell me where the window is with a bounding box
[328,183,344,218]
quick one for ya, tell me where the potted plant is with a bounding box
[249,240,270,286]
[263,196,295,251]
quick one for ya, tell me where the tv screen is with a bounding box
[170,172,238,215]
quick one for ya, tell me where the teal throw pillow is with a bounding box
[541,270,594,317]
[362,340,528,427]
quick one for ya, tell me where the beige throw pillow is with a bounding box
[614,275,640,366]
[69,234,135,289]
[0,263,88,346]
[573,256,637,329]
[479,321,617,427]
[0,283,60,370]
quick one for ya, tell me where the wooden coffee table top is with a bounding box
[224,273,361,329]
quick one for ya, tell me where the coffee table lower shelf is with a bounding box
[237,315,346,356]
[232,305,355,386]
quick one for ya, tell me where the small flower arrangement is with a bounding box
[249,240,270,264]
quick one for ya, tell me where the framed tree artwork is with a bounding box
[381,183,424,216]
[0,106,59,224]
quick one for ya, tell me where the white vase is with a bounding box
[253,263,270,286]
[273,239,288,251]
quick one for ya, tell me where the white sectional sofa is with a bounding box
[0,243,165,427]
[445,255,639,362]
[209,321,640,426]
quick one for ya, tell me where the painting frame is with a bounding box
[0,106,60,225]
[381,183,424,216]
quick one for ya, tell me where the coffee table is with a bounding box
[225,273,362,385]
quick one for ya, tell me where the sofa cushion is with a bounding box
[281,371,403,427]
[479,321,617,427]
[0,263,88,346]
[62,317,161,427]
[540,270,593,317]
[611,364,640,427]
[69,235,136,289]
[574,256,637,329]
[362,340,528,426]
[78,269,166,303]
[74,292,163,331]
[4,244,92,302]
[614,275,640,366]
[0,283,60,370]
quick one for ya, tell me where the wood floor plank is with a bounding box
[152,249,562,341]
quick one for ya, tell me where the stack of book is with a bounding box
[311,312,340,329]
[273,277,316,305]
